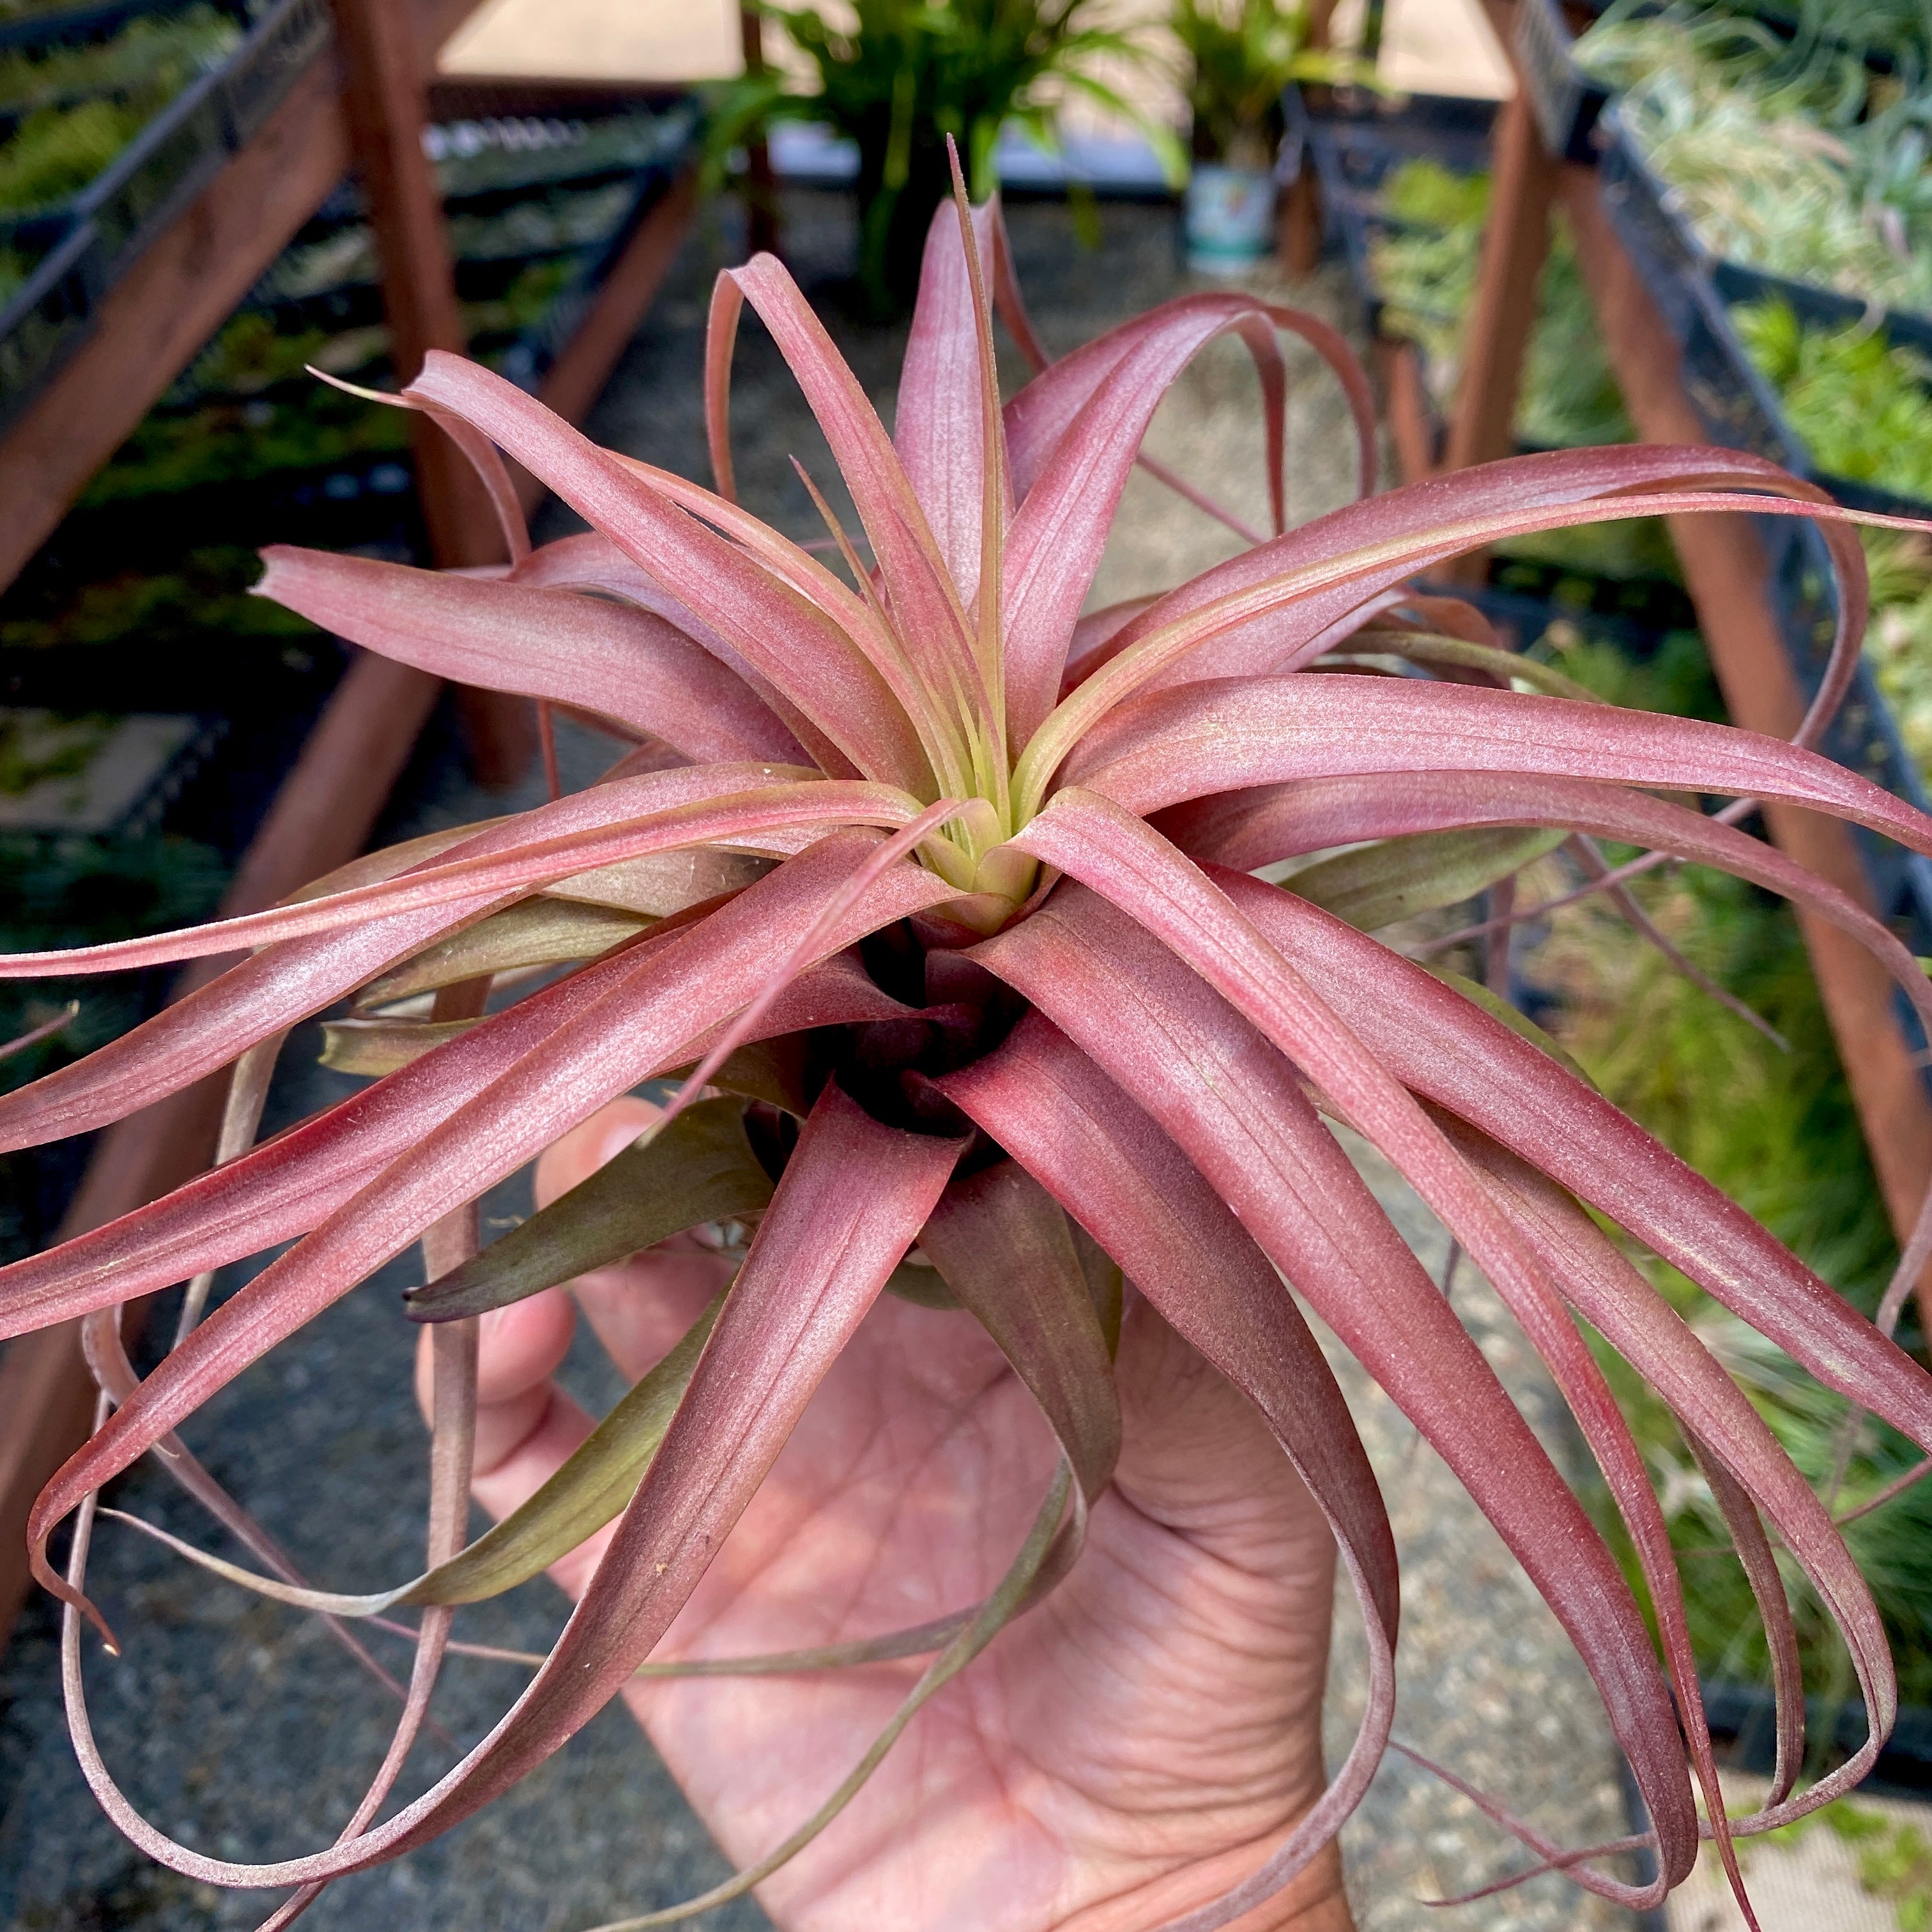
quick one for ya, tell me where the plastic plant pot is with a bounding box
[1184,160,1275,274]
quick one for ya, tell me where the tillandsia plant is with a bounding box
[14,155,1932,1929]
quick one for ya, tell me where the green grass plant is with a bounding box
[0,8,240,213]
[1731,295,1932,502]
[1577,7,1932,312]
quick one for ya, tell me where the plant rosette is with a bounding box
[8,157,1932,1931]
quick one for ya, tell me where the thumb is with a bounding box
[1110,1294,1338,1590]
[535,1094,663,1209]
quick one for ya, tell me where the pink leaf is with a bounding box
[1000,299,1290,744]
[973,879,1693,1902]
[0,775,920,982]
[1159,768,1932,1048]
[1449,1121,1890,1837]
[403,353,930,791]
[940,1010,1401,1926]
[894,195,1006,600]
[1027,453,1870,784]
[29,835,956,1592]
[1068,674,1932,861]
[0,950,907,1338]
[1210,869,1932,1458]
[256,548,806,765]
[705,258,988,724]
[55,1080,962,1889]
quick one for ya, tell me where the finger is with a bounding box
[1110,1294,1337,1586]
[576,1246,737,1387]
[470,1386,607,1601]
[534,1092,662,1209]
[415,1288,577,1466]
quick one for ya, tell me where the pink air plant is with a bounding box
[9,167,1932,1930]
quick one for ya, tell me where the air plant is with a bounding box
[10,159,1932,1929]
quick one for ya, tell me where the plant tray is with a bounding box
[70,111,695,534]
[235,102,694,341]
[0,0,219,52]
[1285,82,1494,218]
[0,0,330,433]
[1597,108,1932,352]
[0,703,217,834]
[1766,518,1932,1064]
[1427,547,1932,1088]
[1285,82,1494,339]
[1679,266,1932,530]
[1512,0,1611,165]
[1703,1679,1932,1798]
[1593,108,1712,341]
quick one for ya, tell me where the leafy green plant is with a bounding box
[1732,295,1932,500]
[1703,1793,1932,1926]
[7,172,1932,1929]
[0,546,316,654]
[0,95,139,209]
[0,7,241,213]
[79,378,415,503]
[0,5,237,118]
[86,261,576,501]
[703,0,1181,308]
[1170,0,1349,168]
[1865,531,1932,780]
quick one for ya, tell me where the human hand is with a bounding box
[426,1097,1356,1932]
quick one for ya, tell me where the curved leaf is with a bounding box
[54,1082,963,1889]
[0,777,914,981]
[405,353,931,792]
[975,868,1695,1903]
[256,548,806,766]
[1068,674,1932,860]
[354,898,652,1009]
[408,1098,773,1322]
[1287,825,1567,931]
[917,1158,1120,1501]
[705,257,985,731]
[1020,457,1872,802]
[0,854,933,1342]
[105,1295,723,1616]
[1209,868,1932,1456]
[939,1008,1406,1928]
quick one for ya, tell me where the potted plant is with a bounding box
[704,0,1183,311]
[1171,0,1349,273]
[4,161,1932,1928]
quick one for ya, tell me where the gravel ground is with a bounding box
[0,187,1641,1931]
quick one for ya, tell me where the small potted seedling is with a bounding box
[1172,0,1347,272]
